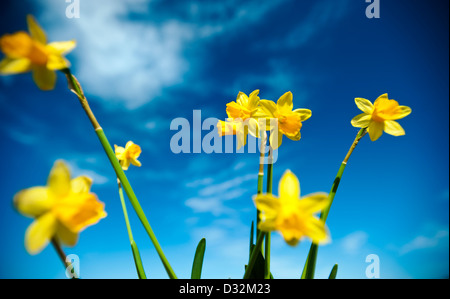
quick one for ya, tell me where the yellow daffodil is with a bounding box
[258,92,312,149]
[13,160,106,255]
[351,93,412,141]
[114,141,142,170]
[216,90,265,149]
[0,15,76,90]
[253,170,330,246]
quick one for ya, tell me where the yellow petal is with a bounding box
[277,91,293,113]
[355,97,374,114]
[258,100,277,119]
[254,194,280,220]
[53,193,106,233]
[351,113,372,128]
[0,57,31,74]
[278,170,300,202]
[46,53,71,70]
[247,90,260,111]
[25,212,57,255]
[120,159,131,170]
[70,176,93,194]
[384,120,405,136]
[391,105,412,120]
[27,15,47,44]
[285,130,301,141]
[114,145,125,159]
[130,158,142,167]
[13,186,53,218]
[47,40,76,55]
[269,128,283,150]
[298,192,329,214]
[367,121,384,141]
[55,224,78,247]
[32,65,56,90]
[47,160,71,198]
[304,216,330,244]
[293,108,312,122]
[236,91,249,107]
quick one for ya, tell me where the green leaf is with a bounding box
[328,264,338,279]
[301,243,318,279]
[245,243,266,279]
[191,238,206,279]
[249,221,254,257]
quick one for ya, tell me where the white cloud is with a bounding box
[339,231,369,255]
[398,230,449,256]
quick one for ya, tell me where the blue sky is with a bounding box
[0,0,448,279]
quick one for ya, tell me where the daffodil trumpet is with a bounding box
[62,68,177,279]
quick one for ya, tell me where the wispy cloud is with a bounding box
[398,229,449,256]
[339,231,369,255]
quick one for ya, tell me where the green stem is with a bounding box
[264,159,273,279]
[62,68,177,279]
[255,133,266,253]
[118,181,147,279]
[301,128,367,279]
[243,232,266,279]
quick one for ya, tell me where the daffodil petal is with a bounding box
[13,186,53,218]
[351,113,372,128]
[55,224,78,247]
[130,159,141,167]
[286,130,301,141]
[26,15,47,44]
[368,121,384,141]
[259,100,277,119]
[298,192,329,214]
[392,105,412,120]
[47,160,71,198]
[293,108,312,122]
[70,176,93,194]
[25,212,57,255]
[269,128,282,150]
[304,217,330,245]
[384,120,405,136]
[47,40,76,55]
[277,91,293,113]
[247,89,260,110]
[46,54,71,70]
[278,170,300,202]
[253,194,280,220]
[236,91,249,107]
[355,97,374,114]
[246,117,260,138]
[0,57,31,74]
[32,65,56,90]
[54,193,107,233]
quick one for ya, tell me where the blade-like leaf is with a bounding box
[328,264,338,279]
[191,238,206,279]
[131,240,147,279]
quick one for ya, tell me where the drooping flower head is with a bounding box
[217,90,264,149]
[14,160,106,255]
[258,92,312,149]
[253,170,330,246]
[114,141,142,170]
[351,93,412,141]
[0,15,76,90]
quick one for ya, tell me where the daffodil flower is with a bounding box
[253,170,330,246]
[0,15,76,90]
[351,93,412,141]
[13,160,106,255]
[216,90,265,149]
[258,92,312,149]
[114,141,142,170]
